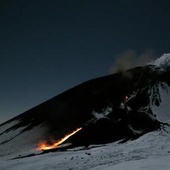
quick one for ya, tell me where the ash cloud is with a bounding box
[109,50,155,74]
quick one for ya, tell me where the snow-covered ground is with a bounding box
[0,122,48,158]
[0,125,170,170]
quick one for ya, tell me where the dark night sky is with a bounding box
[0,0,170,124]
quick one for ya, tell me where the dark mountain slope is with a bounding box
[0,64,169,156]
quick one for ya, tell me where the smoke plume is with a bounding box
[109,50,155,74]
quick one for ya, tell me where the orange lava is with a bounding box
[125,95,128,101]
[37,127,82,151]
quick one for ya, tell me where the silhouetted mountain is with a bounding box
[0,55,170,158]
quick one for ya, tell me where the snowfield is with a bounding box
[0,126,170,170]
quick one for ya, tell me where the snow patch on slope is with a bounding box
[0,120,19,134]
[154,53,170,69]
[152,85,170,123]
[92,107,112,120]
[0,123,49,158]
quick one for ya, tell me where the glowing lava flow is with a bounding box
[37,127,82,151]
[125,95,128,101]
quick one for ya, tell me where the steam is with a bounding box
[109,50,155,74]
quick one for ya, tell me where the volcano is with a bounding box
[0,54,170,159]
